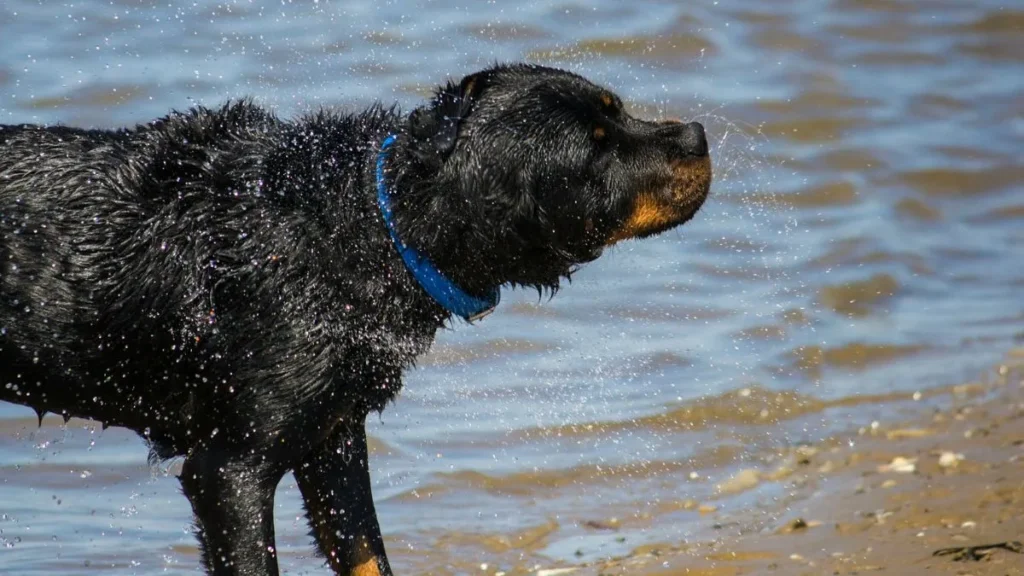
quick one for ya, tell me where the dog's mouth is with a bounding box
[605,155,712,245]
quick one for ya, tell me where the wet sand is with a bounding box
[3,353,1020,575]
[572,350,1024,576]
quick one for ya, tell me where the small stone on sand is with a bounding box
[716,468,761,494]
[938,451,964,468]
[878,456,917,474]
[777,517,819,534]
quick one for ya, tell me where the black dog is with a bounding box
[0,63,710,575]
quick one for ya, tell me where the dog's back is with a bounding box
[1,120,206,444]
[4,106,357,446]
[0,124,145,419]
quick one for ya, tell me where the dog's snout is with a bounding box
[660,120,708,158]
[679,122,708,157]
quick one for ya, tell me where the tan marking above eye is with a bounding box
[600,93,614,107]
[593,126,606,140]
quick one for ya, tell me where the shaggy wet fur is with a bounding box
[0,63,711,575]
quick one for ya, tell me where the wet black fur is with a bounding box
[0,63,709,575]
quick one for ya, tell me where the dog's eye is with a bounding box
[593,126,607,142]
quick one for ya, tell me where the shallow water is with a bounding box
[0,0,1021,574]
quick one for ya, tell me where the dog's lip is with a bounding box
[669,155,712,206]
[604,154,712,245]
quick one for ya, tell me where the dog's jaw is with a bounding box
[606,154,712,245]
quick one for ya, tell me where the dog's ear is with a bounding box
[407,72,487,168]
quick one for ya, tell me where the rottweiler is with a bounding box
[0,63,711,575]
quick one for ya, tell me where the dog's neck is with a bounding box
[374,134,498,322]
[369,129,577,309]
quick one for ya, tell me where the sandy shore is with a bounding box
[4,353,1021,576]
[4,354,1021,576]
[577,349,1024,576]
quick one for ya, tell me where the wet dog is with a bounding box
[0,63,711,575]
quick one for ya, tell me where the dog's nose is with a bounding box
[679,122,708,157]
[660,120,708,158]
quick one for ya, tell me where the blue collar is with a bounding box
[375,134,499,322]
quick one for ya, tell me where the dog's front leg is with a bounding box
[296,415,392,576]
[179,447,286,575]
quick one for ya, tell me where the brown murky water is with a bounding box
[0,1,1021,574]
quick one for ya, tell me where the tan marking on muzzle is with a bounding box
[605,194,679,244]
[606,155,712,245]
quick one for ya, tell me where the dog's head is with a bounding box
[399,63,711,292]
